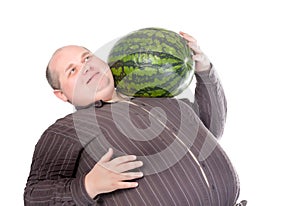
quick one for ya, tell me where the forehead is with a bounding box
[49,45,89,73]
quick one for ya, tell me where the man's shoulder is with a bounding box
[40,113,78,142]
[41,108,105,145]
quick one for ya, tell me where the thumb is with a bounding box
[99,148,113,163]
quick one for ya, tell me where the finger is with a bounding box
[115,181,139,190]
[179,31,185,36]
[188,42,202,54]
[120,172,144,180]
[109,155,137,166]
[115,161,143,173]
[193,53,206,62]
[101,155,141,173]
[97,164,143,180]
[179,31,197,43]
[99,148,113,163]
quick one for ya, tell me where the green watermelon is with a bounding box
[107,27,194,97]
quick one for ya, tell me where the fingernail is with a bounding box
[138,161,143,166]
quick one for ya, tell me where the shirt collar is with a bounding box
[75,100,104,110]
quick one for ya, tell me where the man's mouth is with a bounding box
[86,72,100,84]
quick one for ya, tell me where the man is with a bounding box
[24,32,243,205]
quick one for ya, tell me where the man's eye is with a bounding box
[69,68,76,76]
[84,56,90,62]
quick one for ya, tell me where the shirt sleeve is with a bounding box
[24,131,96,205]
[193,64,227,139]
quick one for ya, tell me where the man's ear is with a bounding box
[53,90,69,102]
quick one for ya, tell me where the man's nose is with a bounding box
[82,64,93,75]
[83,65,90,74]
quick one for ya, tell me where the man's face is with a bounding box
[49,45,115,106]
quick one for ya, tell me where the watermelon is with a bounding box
[107,27,194,97]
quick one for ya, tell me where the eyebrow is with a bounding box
[64,51,90,73]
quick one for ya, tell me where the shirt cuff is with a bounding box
[195,63,219,84]
[71,174,97,205]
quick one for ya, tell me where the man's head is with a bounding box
[46,45,115,106]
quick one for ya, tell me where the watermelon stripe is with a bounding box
[109,52,186,74]
[108,27,194,97]
[109,29,191,61]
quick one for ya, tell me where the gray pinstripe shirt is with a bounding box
[24,67,240,205]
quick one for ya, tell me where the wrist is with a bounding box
[195,62,211,73]
[85,173,98,199]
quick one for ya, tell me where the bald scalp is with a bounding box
[45,46,90,90]
[46,47,63,90]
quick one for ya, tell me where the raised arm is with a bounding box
[194,65,227,139]
[180,32,227,139]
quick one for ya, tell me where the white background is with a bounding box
[1,0,299,205]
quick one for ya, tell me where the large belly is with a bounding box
[75,98,239,205]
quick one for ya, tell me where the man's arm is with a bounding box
[194,66,227,139]
[24,130,143,205]
[24,132,95,205]
[180,32,227,139]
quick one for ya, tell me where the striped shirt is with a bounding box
[24,67,240,205]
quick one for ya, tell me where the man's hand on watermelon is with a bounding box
[179,31,211,72]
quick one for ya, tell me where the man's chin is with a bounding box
[96,87,115,101]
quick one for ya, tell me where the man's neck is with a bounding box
[104,90,132,103]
